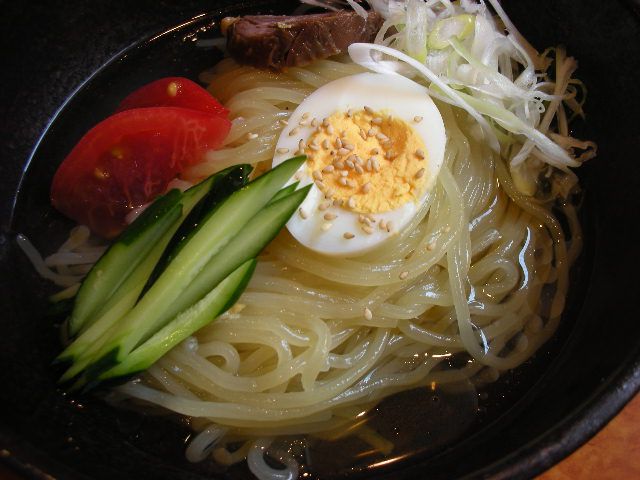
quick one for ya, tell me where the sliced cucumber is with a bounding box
[68,189,183,336]
[85,156,306,374]
[99,259,257,381]
[58,166,249,372]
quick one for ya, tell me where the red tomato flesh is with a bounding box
[115,77,229,118]
[51,107,231,238]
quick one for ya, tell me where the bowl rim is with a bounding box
[2,1,640,478]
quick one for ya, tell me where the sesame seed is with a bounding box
[333,199,344,207]
[302,112,310,120]
[322,118,330,127]
[277,147,290,154]
[385,150,396,160]
[280,119,289,125]
[315,180,325,190]
[364,307,373,320]
[366,158,372,171]
[298,139,306,151]
[354,155,364,166]
[322,139,330,149]
[347,197,357,209]
[358,214,366,224]
[427,241,436,251]
[362,182,372,193]
[376,133,388,141]
[343,232,355,239]
[327,125,335,134]
[338,148,350,156]
[359,129,368,140]
[379,220,387,230]
[311,118,319,127]
[298,208,308,219]
[371,117,383,124]
[335,137,343,148]
[334,160,345,169]
[368,128,376,136]
[399,271,409,280]
[345,159,355,169]
[346,179,357,188]
[309,144,320,151]
[344,143,355,151]
[339,177,348,186]
[325,188,336,198]
[322,165,335,173]
[415,149,425,159]
[340,170,349,177]
[355,164,364,174]
[247,132,259,140]
[324,212,337,221]
[312,170,323,180]
[321,223,333,231]
[298,120,308,127]
[386,220,394,232]
[362,225,374,235]
[289,127,300,136]
[364,105,374,114]
[382,140,393,149]
[415,168,426,179]
[414,115,423,123]
[372,157,380,172]
[318,200,331,211]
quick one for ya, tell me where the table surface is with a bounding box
[1,394,639,479]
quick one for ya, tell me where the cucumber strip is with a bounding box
[57,235,171,380]
[68,189,183,336]
[154,165,253,275]
[134,185,312,346]
[87,156,306,371]
[58,166,249,372]
[268,181,299,205]
[99,259,257,381]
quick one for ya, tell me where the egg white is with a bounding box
[272,72,446,257]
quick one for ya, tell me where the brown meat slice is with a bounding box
[223,11,384,71]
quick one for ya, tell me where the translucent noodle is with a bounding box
[119,57,580,464]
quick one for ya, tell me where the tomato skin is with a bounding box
[51,107,231,238]
[115,77,229,118]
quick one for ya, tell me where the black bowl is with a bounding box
[1,1,639,479]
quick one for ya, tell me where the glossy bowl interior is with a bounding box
[1,1,640,479]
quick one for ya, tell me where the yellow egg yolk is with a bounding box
[304,109,429,214]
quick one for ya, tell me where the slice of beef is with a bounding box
[223,10,384,71]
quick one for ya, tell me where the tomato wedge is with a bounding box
[51,107,231,238]
[115,77,229,118]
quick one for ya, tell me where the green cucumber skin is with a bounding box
[58,167,246,375]
[268,181,299,205]
[100,259,257,381]
[91,156,306,368]
[88,186,310,384]
[148,164,252,285]
[68,189,183,336]
[144,184,313,339]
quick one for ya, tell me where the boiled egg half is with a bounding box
[272,72,446,257]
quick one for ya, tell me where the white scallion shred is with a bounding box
[342,0,596,197]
